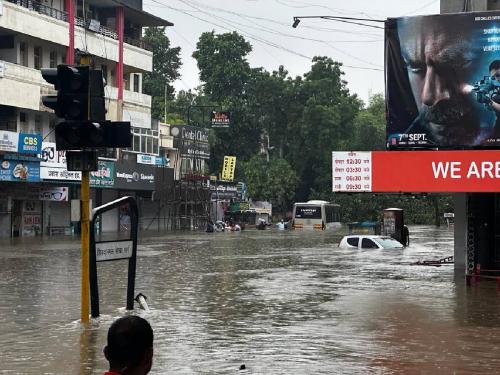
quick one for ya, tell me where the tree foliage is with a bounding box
[186,31,452,224]
[143,27,182,120]
[242,155,298,211]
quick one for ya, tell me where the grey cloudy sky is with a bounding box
[143,0,440,103]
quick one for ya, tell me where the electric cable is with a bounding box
[145,0,383,71]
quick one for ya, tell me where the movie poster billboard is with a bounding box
[386,11,500,149]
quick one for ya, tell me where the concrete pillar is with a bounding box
[116,6,124,121]
[65,0,74,64]
[453,193,467,271]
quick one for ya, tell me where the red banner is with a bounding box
[372,151,500,192]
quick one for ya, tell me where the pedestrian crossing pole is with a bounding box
[80,170,90,323]
[80,54,92,323]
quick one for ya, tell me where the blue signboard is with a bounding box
[18,133,42,154]
[0,158,40,182]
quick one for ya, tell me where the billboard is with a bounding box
[211,111,230,128]
[386,11,500,149]
[333,150,500,192]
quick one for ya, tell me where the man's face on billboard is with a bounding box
[399,17,484,145]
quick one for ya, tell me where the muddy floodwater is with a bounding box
[1,226,500,374]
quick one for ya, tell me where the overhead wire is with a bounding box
[177,0,383,68]
[144,0,381,37]
[144,0,383,71]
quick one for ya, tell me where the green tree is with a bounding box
[350,93,386,150]
[143,27,182,120]
[242,155,298,211]
[193,31,261,170]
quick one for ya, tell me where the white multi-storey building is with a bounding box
[0,0,172,237]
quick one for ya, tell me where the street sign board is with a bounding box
[96,240,133,262]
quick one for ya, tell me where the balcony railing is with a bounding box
[6,0,152,52]
[6,0,68,22]
[74,16,152,51]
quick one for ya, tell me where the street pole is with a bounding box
[81,171,90,323]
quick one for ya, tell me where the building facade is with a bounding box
[0,0,173,237]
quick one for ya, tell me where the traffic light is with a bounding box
[42,64,131,150]
[55,121,132,150]
[41,65,105,121]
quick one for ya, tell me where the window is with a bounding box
[361,238,378,249]
[294,206,322,219]
[129,127,160,155]
[19,42,28,67]
[133,74,140,92]
[49,51,58,69]
[347,237,359,247]
[34,46,42,70]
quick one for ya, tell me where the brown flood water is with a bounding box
[1,226,499,374]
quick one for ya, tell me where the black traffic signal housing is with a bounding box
[42,65,131,150]
[55,121,132,150]
[41,65,105,121]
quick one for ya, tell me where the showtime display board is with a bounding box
[386,12,500,149]
[333,151,500,192]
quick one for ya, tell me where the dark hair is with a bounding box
[490,60,500,72]
[106,316,153,368]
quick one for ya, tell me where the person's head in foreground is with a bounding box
[104,315,154,375]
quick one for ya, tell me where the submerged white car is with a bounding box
[339,235,404,249]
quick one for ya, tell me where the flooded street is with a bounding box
[2,226,500,374]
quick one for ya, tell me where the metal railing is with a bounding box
[7,0,152,51]
[74,16,152,51]
[6,0,68,22]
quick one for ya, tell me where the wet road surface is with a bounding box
[1,226,500,374]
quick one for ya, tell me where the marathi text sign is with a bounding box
[332,152,372,192]
[96,240,133,262]
[333,150,500,192]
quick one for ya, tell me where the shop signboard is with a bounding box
[115,159,155,191]
[18,133,42,154]
[39,187,69,202]
[0,130,20,153]
[211,111,230,128]
[171,125,211,160]
[41,167,80,181]
[221,156,236,182]
[40,157,114,188]
[137,154,165,166]
[210,183,241,200]
[90,161,114,187]
[333,150,500,192]
[0,158,40,182]
[0,131,41,154]
[386,11,500,149]
[40,142,66,168]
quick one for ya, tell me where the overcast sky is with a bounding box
[143,0,440,104]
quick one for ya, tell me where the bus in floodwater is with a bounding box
[292,200,341,230]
